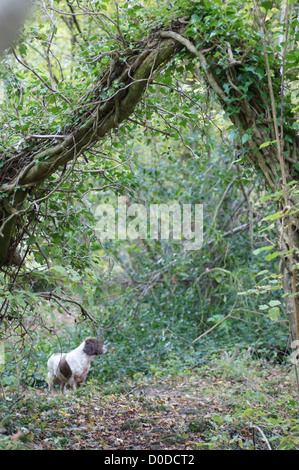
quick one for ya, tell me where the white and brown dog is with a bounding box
[47,337,107,393]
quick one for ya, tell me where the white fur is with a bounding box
[47,338,107,393]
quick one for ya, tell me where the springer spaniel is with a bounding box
[47,337,107,393]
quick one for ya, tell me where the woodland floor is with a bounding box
[1,359,298,450]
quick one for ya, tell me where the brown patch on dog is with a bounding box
[59,356,72,380]
[74,365,90,385]
[83,337,100,356]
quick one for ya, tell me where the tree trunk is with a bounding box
[160,30,299,343]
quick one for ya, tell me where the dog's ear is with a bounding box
[83,337,101,356]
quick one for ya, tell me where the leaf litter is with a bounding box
[0,359,298,450]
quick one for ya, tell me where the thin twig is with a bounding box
[249,424,272,450]
[212,176,237,226]
[160,31,226,101]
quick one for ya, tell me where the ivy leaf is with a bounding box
[241,133,251,144]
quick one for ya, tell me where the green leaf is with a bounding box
[261,1,273,11]
[259,140,277,149]
[76,284,86,297]
[268,307,280,321]
[263,211,284,221]
[241,133,251,144]
[52,265,68,275]
[269,300,281,307]
[27,235,36,246]
[265,252,281,261]
[191,14,200,22]
[19,44,27,56]
[253,245,273,255]
[256,270,270,276]
[259,304,269,311]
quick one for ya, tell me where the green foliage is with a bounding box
[0,0,296,431]
[0,71,290,392]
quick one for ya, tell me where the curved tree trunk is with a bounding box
[0,30,184,265]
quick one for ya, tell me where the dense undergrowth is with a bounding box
[1,299,291,390]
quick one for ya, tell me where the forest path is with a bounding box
[4,359,296,450]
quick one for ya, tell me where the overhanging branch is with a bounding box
[0,28,184,264]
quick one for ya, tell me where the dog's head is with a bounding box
[83,337,107,356]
